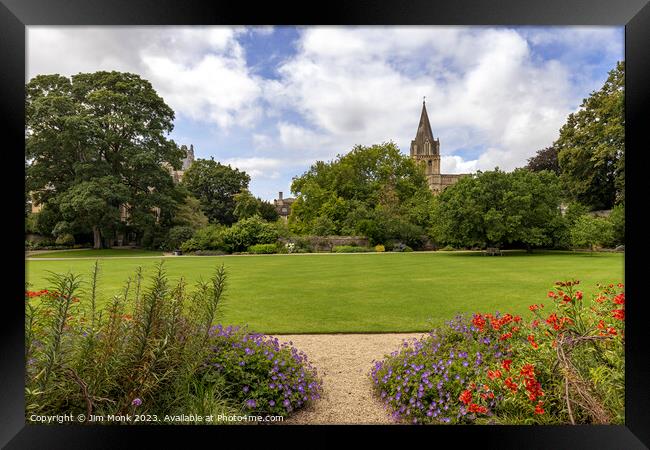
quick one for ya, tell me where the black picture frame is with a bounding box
[3,0,649,447]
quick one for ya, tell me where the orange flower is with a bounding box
[468,403,487,414]
[504,377,518,392]
[612,309,625,321]
[487,369,502,380]
[534,402,545,415]
[459,390,472,405]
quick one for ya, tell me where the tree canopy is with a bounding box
[181,158,251,225]
[556,61,624,209]
[25,71,185,248]
[288,142,435,246]
[431,168,565,250]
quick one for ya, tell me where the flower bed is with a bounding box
[371,280,625,425]
[24,262,322,423]
[199,325,322,416]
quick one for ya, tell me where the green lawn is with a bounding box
[28,248,164,258]
[25,251,624,334]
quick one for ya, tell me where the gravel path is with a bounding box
[276,333,424,425]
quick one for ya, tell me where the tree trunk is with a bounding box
[93,226,102,249]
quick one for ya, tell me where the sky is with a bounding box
[27,26,624,201]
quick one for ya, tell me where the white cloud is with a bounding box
[222,157,284,180]
[28,26,263,130]
[262,26,619,172]
[27,25,623,192]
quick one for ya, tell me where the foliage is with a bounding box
[54,233,75,246]
[222,216,279,253]
[172,195,209,230]
[371,280,625,425]
[570,215,614,250]
[25,72,185,249]
[526,146,559,175]
[179,224,227,253]
[556,61,624,209]
[371,315,509,424]
[199,325,323,417]
[165,226,195,251]
[289,142,434,246]
[607,204,624,247]
[375,244,385,253]
[247,244,279,254]
[182,158,250,226]
[468,281,625,424]
[24,262,245,421]
[432,169,565,250]
[234,190,279,222]
[332,245,374,253]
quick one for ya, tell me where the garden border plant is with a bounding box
[370,280,625,425]
[25,260,323,424]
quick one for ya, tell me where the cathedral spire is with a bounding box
[416,99,435,145]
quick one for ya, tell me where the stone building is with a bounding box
[274,191,295,219]
[410,100,467,193]
[166,144,195,183]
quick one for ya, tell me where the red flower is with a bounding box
[534,402,545,415]
[520,364,535,378]
[472,314,486,332]
[575,291,583,300]
[504,377,518,392]
[499,332,512,341]
[487,369,502,380]
[529,304,540,311]
[613,294,625,305]
[597,320,605,329]
[527,335,539,349]
[607,327,617,335]
[459,390,473,405]
[612,309,625,321]
[547,291,556,298]
[468,403,488,414]
[502,359,512,372]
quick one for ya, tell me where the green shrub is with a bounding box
[223,216,279,253]
[54,233,75,246]
[439,245,456,251]
[180,224,227,253]
[25,262,240,421]
[165,225,195,251]
[247,243,279,254]
[332,245,373,253]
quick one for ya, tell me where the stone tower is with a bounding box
[410,99,441,181]
[410,99,465,194]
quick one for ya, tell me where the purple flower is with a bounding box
[242,386,249,393]
[132,398,142,407]
[246,399,257,408]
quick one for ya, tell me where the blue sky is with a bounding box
[27,26,623,201]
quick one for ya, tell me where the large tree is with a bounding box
[181,158,251,225]
[431,168,564,250]
[26,71,185,248]
[556,61,624,209]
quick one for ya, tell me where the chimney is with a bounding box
[278,191,283,201]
